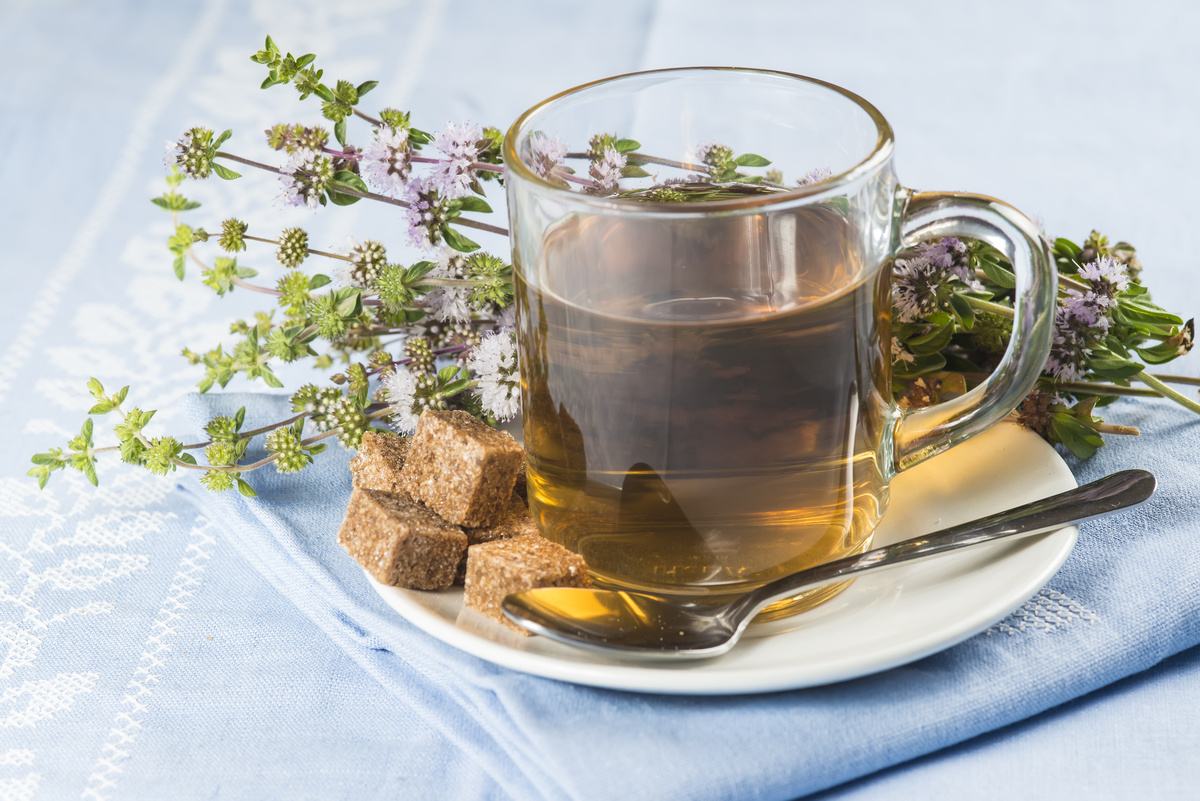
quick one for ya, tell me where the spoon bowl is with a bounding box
[502,470,1156,661]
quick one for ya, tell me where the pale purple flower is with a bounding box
[424,248,472,322]
[163,131,190,169]
[278,149,333,210]
[1077,256,1130,304]
[918,237,973,282]
[528,132,568,179]
[799,167,833,186]
[1045,291,1111,381]
[892,255,943,322]
[431,121,481,199]
[361,125,412,196]
[401,177,447,250]
[468,331,521,422]
[382,367,420,433]
[589,146,626,194]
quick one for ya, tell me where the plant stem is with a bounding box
[1150,373,1200,387]
[243,234,351,261]
[1094,422,1141,436]
[231,276,282,296]
[1135,371,1200,415]
[353,108,382,126]
[1056,381,1161,398]
[215,151,282,175]
[963,295,1016,319]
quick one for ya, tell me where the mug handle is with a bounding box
[893,190,1057,471]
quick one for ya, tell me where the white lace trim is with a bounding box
[986,588,1099,637]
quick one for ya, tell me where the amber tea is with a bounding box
[517,205,895,616]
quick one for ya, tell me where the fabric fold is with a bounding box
[179,391,1200,801]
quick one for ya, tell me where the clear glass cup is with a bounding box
[503,68,1055,619]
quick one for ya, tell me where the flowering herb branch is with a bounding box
[28,37,1198,493]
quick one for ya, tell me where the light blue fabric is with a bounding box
[177,392,1200,801]
[3,0,1200,799]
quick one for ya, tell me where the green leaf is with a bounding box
[327,171,369,206]
[306,443,327,456]
[261,369,284,389]
[614,139,641,152]
[88,401,113,415]
[212,163,242,180]
[949,293,976,330]
[234,406,246,431]
[892,352,946,380]
[1087,355,1144,380]
[213,129,233,149]
[437,365,461,383]
[334,117,347,146]
[30,452,59,466]
[977,257,1016,289]
[441,225,480,253]
[734,153,772,167]
[28,466,50,490]
[177,452,198,466]
[306,274,331,291]
[151,197,172,210]
[1050,415,1104,459]
[87,378,105,398]
[456,196,492,214]
[356,80,379,97]
[620,165,651,179]
[115,386,129,405]
[296,53,316,68]
[236,477,258,497]
[173,254,186,280]
[1134,341,1189,365]
[82,460,98,487]
[1053,238,1082,258]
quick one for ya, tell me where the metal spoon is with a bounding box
[501,470,1155,660]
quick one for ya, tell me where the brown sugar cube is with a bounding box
[453,494,541,585]
[463,534,590,635]
[337,488,466,590]
[399,410,523,527]
[465,493,539,545]
[349,429,412,494]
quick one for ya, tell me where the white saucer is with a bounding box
[366,422,1077,695]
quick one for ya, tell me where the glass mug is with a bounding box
[503,68,1055,620]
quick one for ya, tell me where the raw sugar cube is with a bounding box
[463,534,590,635]
[454,493,541,584]
[348,429,411,494]
[465,493,539,546]
[399,410,523,527]
[337,487,466,590]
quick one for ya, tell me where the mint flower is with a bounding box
[276,227,309,268]
[891,337,916,364]
[799,167,833,186]
[1047,292,1110,381]
[424,248,472,322]
[1077,256,1130,306]
[589,147,626,195]
[528,132,568,179]
[468,331,520,421]
[432,121,481,199]
[362,125,413,197]
[401,177,449,250]
[279,149,333,209]
[338,238,387,288]
[382,367,421,433]
[165,127,216,179]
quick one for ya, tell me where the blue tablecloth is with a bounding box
[2,1,1198,799]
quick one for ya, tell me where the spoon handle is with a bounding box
[732,469,1156,622]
